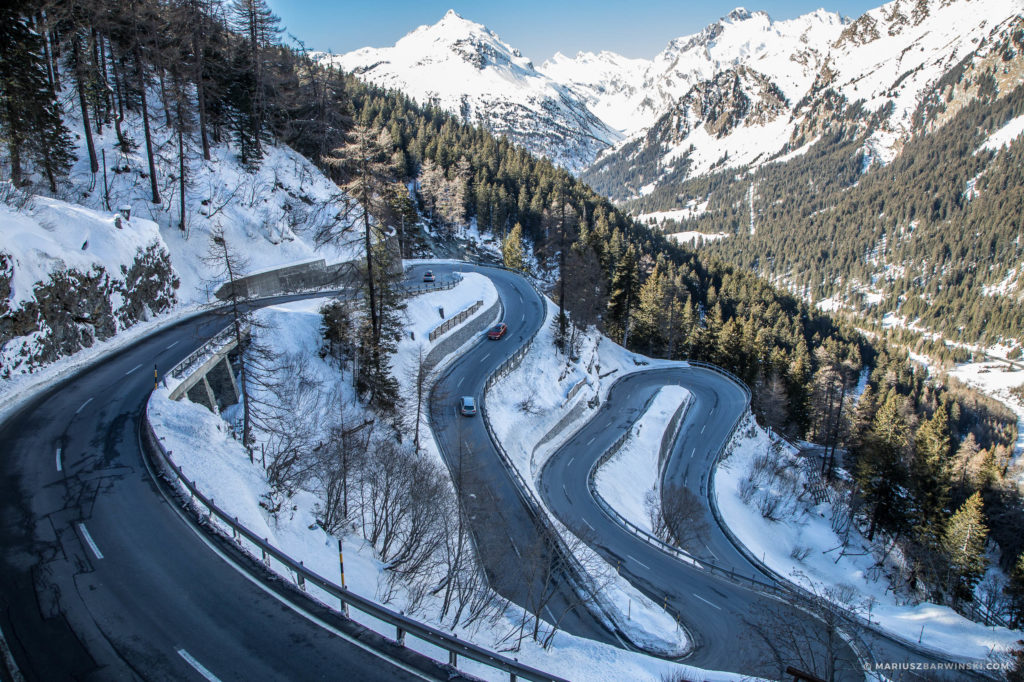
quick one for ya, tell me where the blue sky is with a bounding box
[267,1,879,61]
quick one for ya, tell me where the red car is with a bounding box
[487,323,508,340]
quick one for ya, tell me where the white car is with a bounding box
[460,396,476,416]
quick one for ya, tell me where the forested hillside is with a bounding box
[623,27,1024,347]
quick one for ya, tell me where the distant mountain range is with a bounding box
[324,0,1024,197]
[318,10,619,173]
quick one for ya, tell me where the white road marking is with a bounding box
[562,484,570,500]
[177,649,221,682]
[457,376,464,388]
[586,436,596,446]
[480,352,491,362]
[74,398,93,415]
[0,623,24,682]
[704,543,719,561]
[627,554,650,570]
[583,518,594,530]
[690,448,695,459]
[56,448,62,472]
[508,534,522,558]
[567,456,574,466]
[125,363,143,375]
[166,340,179,349]
[692,593,721,610]
[78,523,103,560]
[700,424,706,434]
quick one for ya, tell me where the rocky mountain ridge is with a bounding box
[320,10,619,172]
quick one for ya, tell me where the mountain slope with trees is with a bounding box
[1,0,1021,648]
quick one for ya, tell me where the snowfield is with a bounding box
[594,386,691,535]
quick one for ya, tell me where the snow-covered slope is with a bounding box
[321,10,620,172]
[2,67,366,379]
[582,0,1024,198]
[0,199,176,376]
[545,8,843,138]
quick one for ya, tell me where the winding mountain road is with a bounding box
[0,263,968,681]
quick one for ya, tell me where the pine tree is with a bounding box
[606,245,638,346]
[229,0,281,167]
[942,492,988,603]
[0,8,73,191]
[502,222,526,272]
[855,391,912,540]
[321,124,403,408]
[912,406,952,543]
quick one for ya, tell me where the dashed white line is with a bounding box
[125,363,143,375]
[692,593,721,610]
[568,456,575,466]
[690,448,696,459]
[627,554,650,570]
[480,352,491,362]
[704,543,719,561]
[56,447,62,472]
[457,376,465,388]
[583,518,594,530]
[74,397,93,415]
[586,436,596,446]
[0,623,24,682]
[700,424,706,434]
[177,649,221,681]
[78,523,103,560]
[166,340,179,349]
[508,534,522,558]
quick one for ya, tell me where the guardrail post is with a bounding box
[396,626,405,646]
[297,561,306,591]
[448,649,457,668]
[262,544,270,567]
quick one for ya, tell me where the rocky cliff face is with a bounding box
[0,200,178,378]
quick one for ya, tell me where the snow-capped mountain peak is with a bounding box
[323,12,618,172]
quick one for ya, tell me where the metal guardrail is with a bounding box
[429,300,483,342]
[401,272,463,296]
[143,410,564,682]
[169,324,239,380]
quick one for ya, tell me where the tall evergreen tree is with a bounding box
[912,406,953,542]
[855,391,912,540]
[321,124,403,408]
[0,7,73,191]
[502,222,526,272]
[942,492,988,603]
